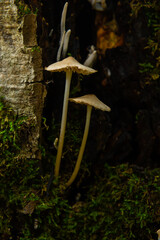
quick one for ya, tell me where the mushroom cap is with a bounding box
[157,229,160,236]
[45,56,97,75]
[69,94,111,112]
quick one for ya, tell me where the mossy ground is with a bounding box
[0,97,160,239]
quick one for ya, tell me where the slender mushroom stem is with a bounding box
[55,70,72,177]
[66,105,92,187]
[57,2,68,61]
[60,2,68,42]
[57,31,65,62]
[83,50,97,67]
[62,29,71,58]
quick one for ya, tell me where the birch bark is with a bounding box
[0,0,46,159]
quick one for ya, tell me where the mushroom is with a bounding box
[62,29,71,58]
[60,2,68,41]
[57,31,65,62]
[88,0,107,11]
[66,94,111,187]
[57,2,72,61]
[45,57,97,177]
[157,229,160,240]
[84,50,97,67]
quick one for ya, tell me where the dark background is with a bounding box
[29,0,160,171]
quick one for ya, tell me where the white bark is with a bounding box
[0,0,46,159]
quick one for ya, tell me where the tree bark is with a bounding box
[0,0,46,159]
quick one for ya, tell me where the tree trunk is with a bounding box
[0,0,46,159]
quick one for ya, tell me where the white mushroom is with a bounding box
[66,94,111,187]
[60,2,68,42]
[57,31,65,62]
[62,29,71,58]
[88,0,107,11]
[157,229,160,240]
[45,57,97,177]
[84,50,97,67]
[57,2,72,61]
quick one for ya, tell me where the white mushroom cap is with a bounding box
[45,56,97,75]
[157,229,160,237]
[69,94,111,112]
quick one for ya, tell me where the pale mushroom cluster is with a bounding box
[45,4,111,188]
[45,57,97,178]
[57,2,71,61]
[45,56,111,187]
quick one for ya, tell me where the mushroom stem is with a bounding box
[57,31,65,62]
[62,29,71,58]
[66,105,92,187]
[55,70,72,177]
[60,2,68,42]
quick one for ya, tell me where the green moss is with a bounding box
[83,164,160,240]
[0,97,40,238]
[0,97,25,158]
[20,164,160,239]
[31,46,41,52]
[15,0,32,18]
[130,0,160,84]
[15,0,38,19]
[1,135,160,240]
[0,99,160,239]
